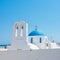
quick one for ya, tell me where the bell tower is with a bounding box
[10,21,29,50]
[13,21,28,40]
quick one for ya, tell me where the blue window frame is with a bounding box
[40,38,42,43]
[31,38,33,43]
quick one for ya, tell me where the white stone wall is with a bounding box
[28,36,48,49]
[8,21,30,50]
[50,42,60,49]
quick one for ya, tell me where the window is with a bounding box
[20,26,24,37]
[40,38,42,43]
[16,26,18,29]
[31,38,33,43]
[46,43,48,47]
[22,26,23,29]
[15,24,19,29]
[15,24,18,37]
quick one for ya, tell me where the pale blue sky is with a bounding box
[0,0,60,45]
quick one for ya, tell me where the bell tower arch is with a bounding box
[10,21,29,50]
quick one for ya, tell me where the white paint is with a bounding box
[28,42,39,50]
[15,29,17,37]
[8,21,30,50]
[0,48,8,51]
[28,36,48,49]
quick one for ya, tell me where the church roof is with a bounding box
[28,30,44,36]
[0,44,11,47]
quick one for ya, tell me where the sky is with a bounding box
[0,0,60,45]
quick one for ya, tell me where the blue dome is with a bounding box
[29,30,44,36]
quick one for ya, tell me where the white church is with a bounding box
[0,21,60,51]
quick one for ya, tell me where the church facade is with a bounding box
[7,21,60,50]
[0,21,60,51]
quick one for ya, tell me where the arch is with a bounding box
[20,26,24,37]
[15,24,19,37]
[21,26,23,29]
